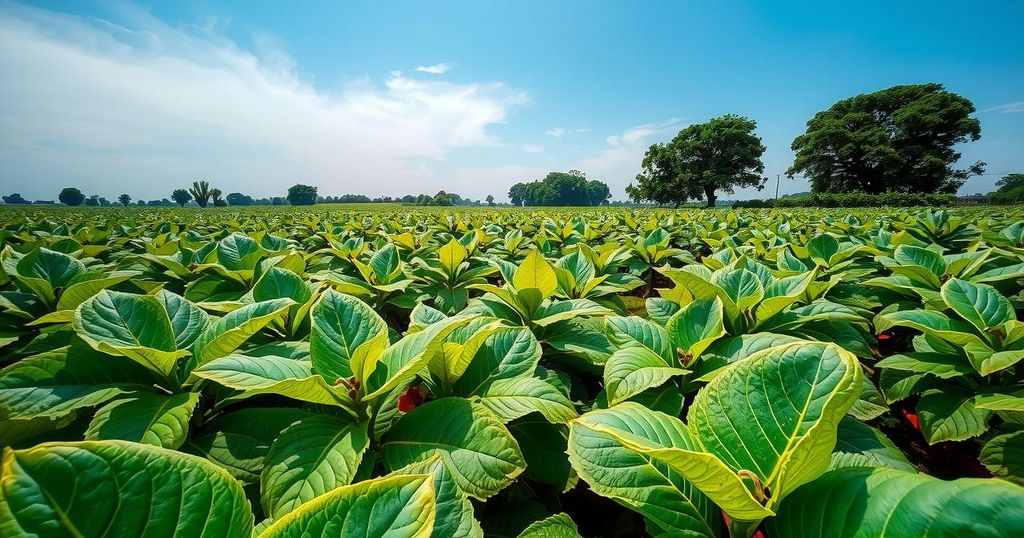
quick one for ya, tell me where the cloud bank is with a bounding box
[0,4,527,199]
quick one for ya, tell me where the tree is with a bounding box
[586,180,611,206]
[486,194,495,206]
[189,180,212,208]
[210,188,227,207]
[226,192,255,206]
[991,173,1024,204]
[171,189,192,207]
[433,191,454,206]
[137,200,146,206]
[118,194,131,206]
[287,184,317,205]
[508,183,528,206]
[2,193,29,204]
[85,195,100,207]
[58,187,86,206]
[788,83,984,194]
[629,115,766,207]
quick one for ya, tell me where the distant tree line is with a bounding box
[507,170,611,206]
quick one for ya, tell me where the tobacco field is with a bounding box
[1,205,1024,538]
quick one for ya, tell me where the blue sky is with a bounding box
[2,0,1022,202]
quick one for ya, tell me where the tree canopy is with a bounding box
[627,115,766,207]
[171,189,192,207]
[286,184,318,205]
[788,83,984,194]
[58,187,86,206]
[991,173,1024,204]
[508,170,611,206]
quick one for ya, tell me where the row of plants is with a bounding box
[733,191,958,208]
[0,205,1023,537]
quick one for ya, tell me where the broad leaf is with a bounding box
[261,415,369,519]
[85,392,199,449]
[259,474,435,538]
[382,398,525,500]
[0,440,252,537]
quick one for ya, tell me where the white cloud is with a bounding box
[576,119,681,198]
[414,62,452,74]
[521,144,544,153]
[545,127,565,138]
[574,128,592,133]
[983,101,1024,114]
[0,5,527,199]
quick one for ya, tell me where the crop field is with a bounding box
[2,205,1024,538]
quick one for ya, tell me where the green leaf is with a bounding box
[55,273,133,312]
[875,352,974,379]
[508,416,576,492]
[258,473,435,538]
[390,454,484,538]
[513,250,557,299]
[13,248,86,307]
[604,346,688,406]
[980,429,1024,486]
[0,440,252,537]
[766,467,1024,538]
[517,513,580,538]
[567,404,720,537]
[684,341,862,515]
[941,278,1015,334]
[310,289,389,384]
[454,328,542,396]
[438,239,469,273]
[974,390,1024,412]
[605,315,672,361]
[382,398,525,500]
[474,377,577,423]
[252,267,312,304]
[363,316,469,400]
[156,290,211,350]
[193,355,352,408]
[830,417,916,472]
[261,415,369,519]
[191,298,295,367]
[73,290,185,379]
[185,407,310,483]
[806,234,839,266]
[0,345,154,420]
[665,296,725,360]
[217,232,264,271]
[917,387,992,444]
[85,392,199,449]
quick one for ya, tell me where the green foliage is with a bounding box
[508,170,611,206]
[287,184,318,206]
[171,188,192,207]
[0,204,1023,537]
[788,83,985,194]
[58,187,85,206]
[189,180,213,208]
[629,115,766,207]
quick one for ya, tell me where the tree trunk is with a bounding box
[704,185,717,208]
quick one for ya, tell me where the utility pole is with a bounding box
[775,174,780,200]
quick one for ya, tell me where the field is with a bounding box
[1,204,1024,537]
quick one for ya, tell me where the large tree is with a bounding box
[287,184,318,205]
[788,83,984,194]
[629,115,766,207]
[171,189,192,207]
[189,180,213,208]
[58,187,86,206]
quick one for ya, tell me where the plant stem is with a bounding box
[728,519,761,538]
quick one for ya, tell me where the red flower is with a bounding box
[878,331,893,341]
[902,409,920,431]
[397,385,428,412]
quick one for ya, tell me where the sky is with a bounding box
[1,0,1023,203]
